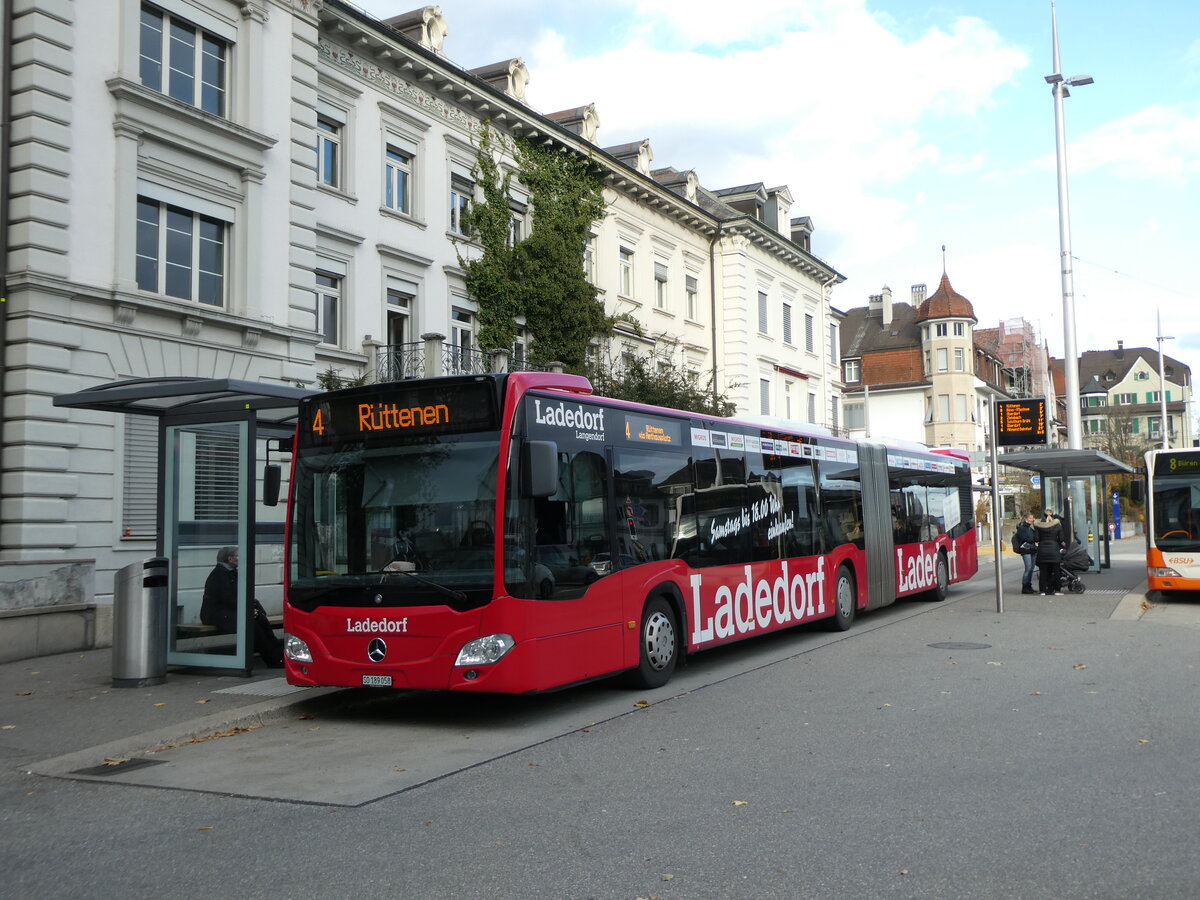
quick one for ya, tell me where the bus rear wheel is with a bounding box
[625,596,678,689]
[927,551,949,602]
[825,565,856,631]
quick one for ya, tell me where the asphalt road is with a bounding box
[4,545,1200,899]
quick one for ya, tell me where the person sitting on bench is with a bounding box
[200,546,284,668]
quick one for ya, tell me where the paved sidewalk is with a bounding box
[0,536,1185,775]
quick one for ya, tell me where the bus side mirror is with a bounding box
[263,464,282,507]
[1130,479,1144,504]
[523,440,558,498]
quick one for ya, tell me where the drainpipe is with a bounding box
[708,226,721,409]
[0,0,13,551]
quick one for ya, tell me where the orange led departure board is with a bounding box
[995,398,1047,447]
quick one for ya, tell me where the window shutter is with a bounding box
[122,416,159,538]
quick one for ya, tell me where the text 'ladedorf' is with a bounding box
[533,399,606,432]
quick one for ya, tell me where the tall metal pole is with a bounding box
[989,395,1003,614]
[1048,2,1085,450]
[1157,308,1172,450]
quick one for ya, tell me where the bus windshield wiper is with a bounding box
[381,567,468,602]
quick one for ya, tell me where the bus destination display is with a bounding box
[301,381,497,446]
[995,398,1047,447]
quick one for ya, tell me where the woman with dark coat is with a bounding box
[1032,509,1066,595]
[1015,512,1039,594]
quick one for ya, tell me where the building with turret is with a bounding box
[838,274,1050,453]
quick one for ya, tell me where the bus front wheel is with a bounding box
[625,596,678,689]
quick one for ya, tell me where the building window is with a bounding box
[619,247,634,297]
[844,359,861,383]
[845,402,864,429]
[955,394,967,421]
[1147,391,1161,403]
[654,262,669,310]
[685,275,698,320]
[509,198,527,246]
[758,292,768,334]
[936,348,948,372]
[829,323,838,364]
[316,116,342,188]
[136,197,225,305]
[139,4,227,116]
[1116,392,1136,405]
[315,271,340,346]
[805,313,814,352]
[583,238,596,283]
[924,350,931,375]
[953,322,965,336]
[122,415,158,538]
[829,396,839,431]
[938,394,950,422]
[449,174,473,235]
[782,302,793,344]
[954,348,964,371]
[807,392,816,424]
[759,378,771,415]
[1134,371,1150,381]
[935,323,948,337]
[385,145,413,214]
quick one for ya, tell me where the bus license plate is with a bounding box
[361,674,392,687]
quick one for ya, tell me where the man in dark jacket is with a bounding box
[1015,512,1038,594]
[1032,509,1066,595]
[200,546,284,667]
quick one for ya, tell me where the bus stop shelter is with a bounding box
[54,377,315,674]
[998,447,1135,571]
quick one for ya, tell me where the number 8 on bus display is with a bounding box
[281,372,978,694]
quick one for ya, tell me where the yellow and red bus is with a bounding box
[282,372,977,693]
[1143,448,1200,592]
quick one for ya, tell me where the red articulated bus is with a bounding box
[283,372,977,693]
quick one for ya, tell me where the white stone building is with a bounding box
[0,0,845,657]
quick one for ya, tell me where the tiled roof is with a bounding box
[915,273,976,323]
[840,302,921,356]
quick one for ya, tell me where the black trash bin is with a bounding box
[112,557,170,687]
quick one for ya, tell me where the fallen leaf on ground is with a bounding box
[634,700,649,708]
[987,661,1003,666]
[661,874,674,881]
[195,699,210,704]
[103,757,130,766]
[17,691,32,696]
[1073,664,1087,670]
[1,725,14,730]
[732,800,748,806]
[153,702,166,707]
[1138,739,1150,744]
[196,826,214,831]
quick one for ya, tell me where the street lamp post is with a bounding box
[1046,1,1092,450]
[1157,308,1173,450]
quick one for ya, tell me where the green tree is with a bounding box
[459,124,610,371]
[586,340,737,417]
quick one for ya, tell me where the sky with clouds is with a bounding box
[353,0,1200,409]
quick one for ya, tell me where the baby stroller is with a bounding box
[1059,540,1091,593]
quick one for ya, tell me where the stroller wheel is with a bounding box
[1068,580,1085,594]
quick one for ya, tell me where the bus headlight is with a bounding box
[1148,566,1182,578]
[455,633,515,666]
[284,633,312,663]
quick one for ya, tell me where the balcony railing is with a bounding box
[373,336,554,382]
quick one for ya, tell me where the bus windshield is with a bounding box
[1151,471,1200,553]
[289,434,501,609]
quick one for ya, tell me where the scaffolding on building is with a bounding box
[996,318,1046,399]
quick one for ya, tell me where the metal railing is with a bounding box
[376,343,424,382]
